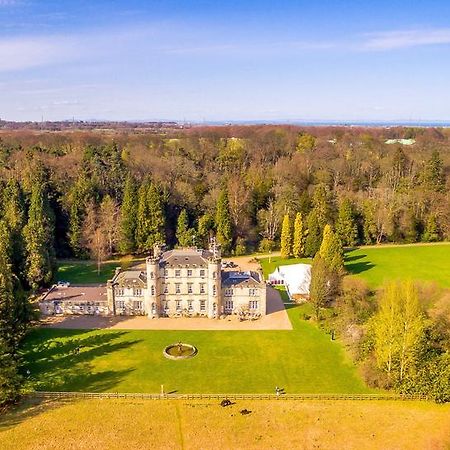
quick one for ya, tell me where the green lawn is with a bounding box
[21,306,371,394]
[345,243,450,288]
[259,243,450,289]
[56,257,144,284]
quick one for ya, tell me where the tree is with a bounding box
[292,212,305,258]
[309,254,334,321]
[296,132,316,153]
[215,189,233,254]
[362,200,378,245]
[118,174,137,254]
[423,214,440,242]
[280,214,292,259]
[23,184,55,290]
[99,195,119,255]
[82,201,108,274]
[136,179,166,252]
[197,213,214,248]
[373,281,425,381]
[257,198,279,250]
[336,199,358,246]
[421,150,445,192]
[304,210,322,257]
[176,209,194,247]
[319,224,344,273]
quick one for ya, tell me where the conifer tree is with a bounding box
[23,184,55,290]
[197,213,214,247]
[136,179,165,251]
[304,210,322,257]
[309,254,333,321]
[176,209,194,247]
[280,214,292,259]
[336,198,358,246]
[215,189,233,254]
[292,212,305,258]
[319,224,344,272]
[118,174,137,254]
[421,150,445,192]
[423,213,440,242]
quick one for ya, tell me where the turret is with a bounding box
[146,252,161,318]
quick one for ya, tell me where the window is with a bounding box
[200,283,206,294]
[163,284,169,294]
[200,269,205,277]
[164,269,169,277]
[133,288,142,296]
[249,301,259,310]
[176,300,182,311]
[187,283,193,294]
[163,301,169,311]
[213,285,216,296]
[188,300,193,311]
[116,300,125,309]
[225,288,233,297]
[150,272,154,279]
[249,288,258,296]
[225,300,233,311]
[175,269,181,277]
[133,300,143,310]
[187,269,193,277]
[212,271,217,279]
[116,288,124,296]
[200,300,206,311]
[151,285,155,295]
[151,303,157,313]
[175,283,181,294]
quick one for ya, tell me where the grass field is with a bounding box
[21,306,370,394]
[1,398,449,449]
[259,243,450,289]
[56,256,143,284]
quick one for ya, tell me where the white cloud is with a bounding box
[362,29,450,51]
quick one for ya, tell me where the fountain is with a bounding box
[163,342,198,360]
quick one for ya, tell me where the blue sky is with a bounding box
[1,0,450,122]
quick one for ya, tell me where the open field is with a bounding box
[259,243,450,289]
[22,306,370,394]
[1,397,449,450]
[344,243,450,288]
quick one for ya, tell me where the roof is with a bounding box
[41,285,107,303]
[161,248,214,267]
[269,264,311,297]
[113,270,147,287]
[222,271,264,288]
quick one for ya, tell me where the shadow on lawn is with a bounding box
[345,260,375,275]
[21,331,139,392]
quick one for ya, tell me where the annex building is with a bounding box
[40,242,267,319]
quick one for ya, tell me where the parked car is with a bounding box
[57,281,70,288]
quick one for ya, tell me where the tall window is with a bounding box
[163,284,169,294]
[200,269,205,277]
[176,300,182,311]
[151,285,155,295]
[133,288,142,296]
[133,300,143,310]
[175,269,181,277]
[116,288,124,296]
[187,283,193,294]
[187,269,193,277]
[164,269,169,277]
[249,288,258,296]
[213,285,216,296]
[200,300,206,311]
[249,301,259,310]
[175,283,181,294]
[188,300,193,311]
[200,283,206,294]
[225,300,233,311]
[116,300,125,309]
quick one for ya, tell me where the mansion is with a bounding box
[40,242,267,319]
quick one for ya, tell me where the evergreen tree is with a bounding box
[292,212,305,258]
[215,189,233,254]
[311,184,334,229]
[309,254,335,321]
[319,224,344,272]
[304,210,322,257]
[336,198,358,246]
[421,150,445,192]
[118,174,137,254]
[136,179,165,252]
[362,200,378,245]
[280,214,292,259]
[1,179,26,279]
[23,184,55,290]
[197,213,215,248]
[176,209,194,247]
[423,213,440,242]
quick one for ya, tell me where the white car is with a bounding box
[57,281,70,288]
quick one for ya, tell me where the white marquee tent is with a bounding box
[268,263,312,300]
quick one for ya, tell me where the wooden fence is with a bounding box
[29,391,428,401]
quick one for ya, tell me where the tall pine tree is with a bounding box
[215,189,233,254]
[118,174,137,254]
[176,209,194,247]
[336,198,358,246]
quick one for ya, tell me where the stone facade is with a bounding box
[107,243,267,319]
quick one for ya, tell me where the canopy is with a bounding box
[268,264,312,299]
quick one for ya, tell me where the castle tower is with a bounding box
[145,244,163,318]
[207,239,222,319]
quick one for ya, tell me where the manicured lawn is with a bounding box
[56,257,144,284]
[21,306,371,394]
[2,398,449,450]
[345,243,450,288]
[259,243,450,289]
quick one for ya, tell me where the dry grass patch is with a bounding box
[1,398,449,450]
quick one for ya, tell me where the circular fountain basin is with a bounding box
[163,343,198,360]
